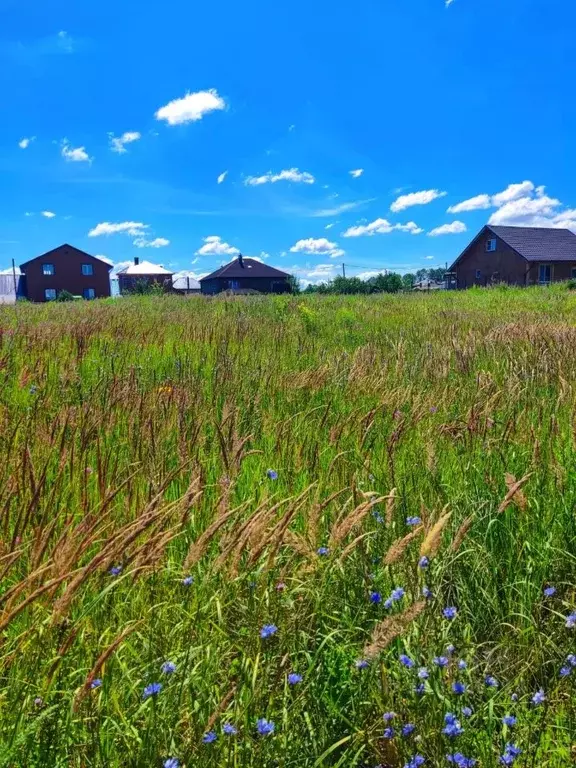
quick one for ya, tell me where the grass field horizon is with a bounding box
[0,287,574,767]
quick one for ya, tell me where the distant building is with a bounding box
[172,274,201,294]
[200,254,292,295]
[0,267,24,304]
[117,258,174,294]
[450,225,576,288]
[19,244,112,302]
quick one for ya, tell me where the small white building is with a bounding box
[116,258,174,294]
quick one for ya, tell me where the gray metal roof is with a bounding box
[201,257,290,281]
[488,225,576,262]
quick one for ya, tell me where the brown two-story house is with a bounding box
[200,254,292,295]
[20,244,112,302]
[449,225,576,288]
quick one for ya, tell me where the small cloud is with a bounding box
[109,131,141,154]
[155,89,225,126]
[343,218,423,237]
[424,255,435,260]
[391,189,447,212]
[18,136,35,149]
[325,223,335,230]
[491,181,535,208]
[245,168,315,186]
[61,140,92,163]
[41,211,56,218]
[89,221,148,237]
[447,194,491,213]
[56,30,74,53]
[311,199,374,217]
[446,0,455,6]
[133,237,170,248]
[427,221,467,236]
[288,124,295,131]
[349,169,364,179]
[196,235,237,256]
[217,170,228,184]
[290,237,344,259]
[24,212,34,217]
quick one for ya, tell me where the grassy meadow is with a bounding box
[0,286,575,767]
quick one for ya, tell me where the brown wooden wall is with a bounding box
[201,276,291,295]
[21,245,111,302]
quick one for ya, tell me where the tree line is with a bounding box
[297,268,445,294]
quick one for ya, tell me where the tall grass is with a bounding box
[0,286,574,767]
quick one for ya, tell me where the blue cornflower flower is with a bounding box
[502,715,517,726]
[223,723,237,735]
[442,713,464,738]
[422,586,433,599]
[355,659,369,669]
[202,731,217,744]
[266,469,278,480]
[430,406,438,413]
[370,591,382,604]
[418,556,429,569]
[461,706,473,718]
[452,682,466,695]
[485,675,499,688]
[260,624,278,639]
[317,546,329,556]
[287,673,302,685]
[256,718,275,736]
[499,744,521,765]
[384,597,394,609]
[446,644,456,655]
[90,679,102,689]
[566,653,576,667]
[399,654,415,668]
[383,711,396,722]
[402,723,416,737]
[143,682,162,699]
[543,586,556,597]
[404,755,425,768]
[447,755,477,768]
[373,509,384,523]
[565,612,576,628]
[510,693,518,702]
[181,575,194,586]
[109,565,122,576]
[161,661,176,674]
[433,656,449,668]
[414,682,426,696]
[391,586,405,601]
[560,665,571,677]
[458,659,467,670]
[531,688,545,706]
[164,759,179,768]
[418,667,429,679]
[383,726,395,739]
[406,516,422,526]
[443,606,457,620]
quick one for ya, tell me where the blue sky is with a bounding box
[2,0,576,285]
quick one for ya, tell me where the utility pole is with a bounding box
[342,263,346,278]
[11,259,17,299]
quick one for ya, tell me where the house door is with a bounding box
[538,265,551,285]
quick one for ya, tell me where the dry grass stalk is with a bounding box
[363,600,426,659]
[338,531,374,564]
[183,501,249,570]
[419,507,452,558]
[385,487,398,525]
[263,487,315,571]
[74,622,142,708]
[215,499,286,572]
[306,487,349,548]
[499,472,531,513]
[284,530,316,559]
[451,516,474,553]
[205,684,237,732]
[384,525,424,566]
[0,571,75,634]
[330,495,389,547]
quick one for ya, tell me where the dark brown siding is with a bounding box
[454,231,528,288]
[21,245,111,302]
[524,261,576,284]
[201,276,291,295]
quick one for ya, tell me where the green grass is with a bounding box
[0,287,574,767]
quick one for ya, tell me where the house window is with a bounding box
[571,267,576,279]
[475,270,481,279]
[43,263,55,275]
[44,288,57,301]
[538,264,552,284]
[83,287,96,300]
[82,264,93,276]
[228,280,240,290]
[486,239,497,252]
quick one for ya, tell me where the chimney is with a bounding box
[134,257,139,266]
[238,253,244,268]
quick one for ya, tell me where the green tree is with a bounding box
[402,273,415,290]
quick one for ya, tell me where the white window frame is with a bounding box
[81,263,93,276]
[44,288,57,301]
[538,264,552,285]
[43,263,55,276]
[486,239,497,252]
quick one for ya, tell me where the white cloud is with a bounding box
[290,237,344,259]
[446,0,455,6]
[427,221,467,236]
[424,255,435,260]
[173,268,208,281]
[293,263,337,281]
[19,137,35,149]
[324,223,335,230]
[196,235,238,256]
[447,194,491,213]
[110,260,133,275]
[390,189,447,212]
[109,131,141,153]
[245,168,315,186]
[355,270,381,280]
[155,89,225,125]
[61,141,91,163]
[488,194,563,227]
[217,170,228,184]
[349,169,364,178]
[24,212,34,217]
[96,255,113,265]
[491,181,534,208]
[41,210,56,218]
[133,237,170,248]
[57,30,74,53]
[342,218,423,237]
[89,221,148,237]
[311,199,374,217]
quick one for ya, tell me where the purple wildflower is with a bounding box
[164,760,180,768]
[485,676,499,688]
[266,469,278,480]
[458,660,467,670]
[446,644,455,655]
[406,516,422,526]
[447,755,476,768]
[405,755,425,768]
[317,546,329,556]
[423,586,433,599]
[202,731,217,744]
[355,659,369,669]
[181,576,194,586]
[90,679,102,689]
[391,586,405,601]
[566,653,576,667]
[560,665,571,677]
[383,726,395,739]
[223,723,237,735]
[143,682,162,699]
[370,591,382,604]
[565,612,576,628]
[383,712,396,722]
[452,682,466,695]
[434,656,449,668]
[256,718,275,736]
[418,556,429,569]
[543,586,556,597]
[399,654,415,668]
[418,667,429,679]
[461,706,473,718]
[161,661,176,675]
[287,673,302,685]
[443,606,457,620]
[260,624,278,639]
[531,688,545,706]
[384,597,394,609]
[442,712,464,738]
[109,565,122,577]
[402,723,416,737]
[502,715,516,726]
[414,682,426,696]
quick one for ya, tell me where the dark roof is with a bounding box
[20,244,113,270]
[488,226,576,262]
[200,257,290,282]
